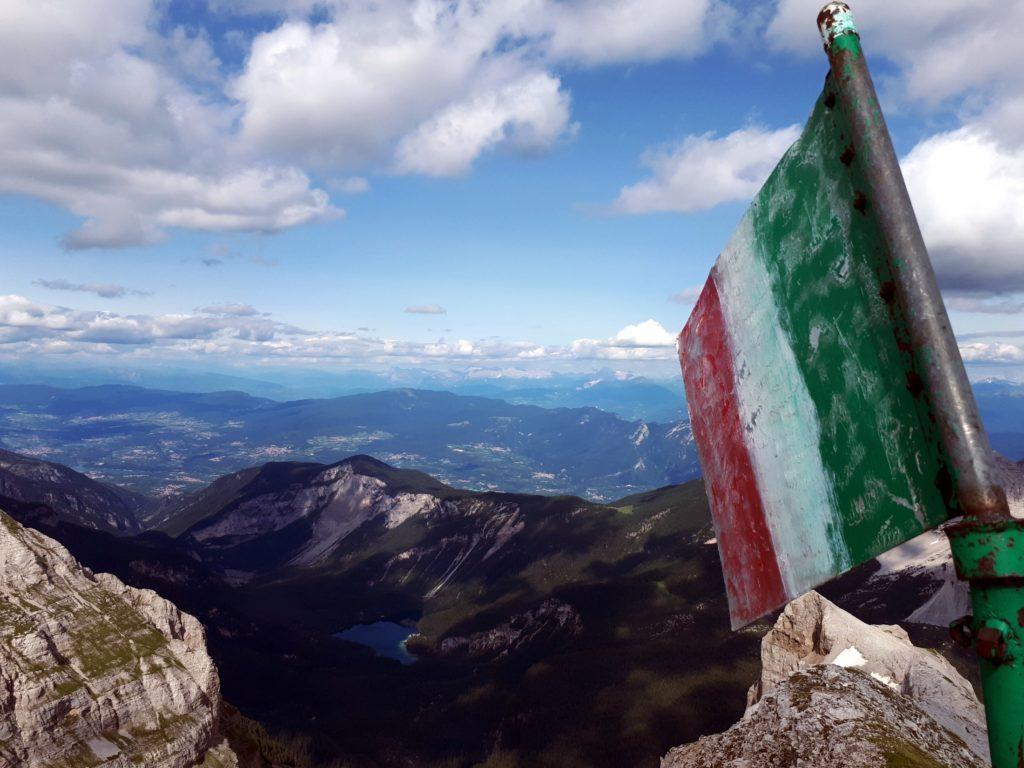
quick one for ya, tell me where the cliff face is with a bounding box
[663,591,990,768]
[0,509,238,767]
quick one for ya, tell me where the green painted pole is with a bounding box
[948,521,1024,767]
[817,4,1024,765]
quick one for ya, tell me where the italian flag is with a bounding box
[680,83,954,629]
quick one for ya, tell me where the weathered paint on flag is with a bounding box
[680,83,955,629]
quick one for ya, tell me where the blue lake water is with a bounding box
[336,621,418,664]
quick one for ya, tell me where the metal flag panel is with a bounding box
[679,72,956,630]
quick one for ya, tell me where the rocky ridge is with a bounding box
[0,508,238,767]
[663,591,989,767]
[0,448,144,534]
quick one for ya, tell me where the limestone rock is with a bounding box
[662,665,985,768]
[0,509,238,767]
[663,591,990,767]
[746,590,988,762]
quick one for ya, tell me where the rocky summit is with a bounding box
[663,591,989,768]
[662,665,985,768]
[0,509,238,768]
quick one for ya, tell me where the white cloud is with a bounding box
[393,72,572,176]
[0,294,682,368]
[766,3,1024,315]
[34,279,151,299]
[611,319,676,347]
[1,1,740,246]
[0,295,305,346]
[0,0,338,249]
[229,1,730,176]
[405,304,447,315]
[959,342,1024,364]
[902,128,1024,295]
[569,320,677,360]
[766,1,1024,132]
[612,125,801,214]
[230,5,577,175]
[539,0,732,65]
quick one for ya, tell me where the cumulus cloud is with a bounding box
[393,72,572,177]
[959,342,1024,364]
[0,294,679,367]
[902,128,1024,295]
[1,1,741,246]
[766,1,1024,111]
[0,0,338,249]
[612,125,801,214]
[569,320,677,360]
[0,295,304,347]
[405,304,447,315]
[228,0,730,175]
[34,279,151,299]
[539,0,733,65]
[230,5,576,174]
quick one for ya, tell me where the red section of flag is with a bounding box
[680,273,787,628]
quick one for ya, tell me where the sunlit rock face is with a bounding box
[662,665,985,768]
[662,591,989,768]
[0,510,238,768]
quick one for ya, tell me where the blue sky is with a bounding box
[2,0,1023,381]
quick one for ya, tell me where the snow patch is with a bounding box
[870,671,901,690]
[831,646,867,669]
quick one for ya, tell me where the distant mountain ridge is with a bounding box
[0,383,699,500]
[0,363,686,421]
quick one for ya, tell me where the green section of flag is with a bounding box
[749,81,955,567]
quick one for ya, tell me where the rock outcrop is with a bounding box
[662,665,985,768]
[0,509,238,767]
[663,591,990,767]
[436,598,583,660]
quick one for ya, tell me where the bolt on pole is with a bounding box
[817,3,1023,766]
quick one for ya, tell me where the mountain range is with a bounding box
[2,440,1012,767]
[0,383,699,501]
[0,447,752,767]
[0,364,687,422]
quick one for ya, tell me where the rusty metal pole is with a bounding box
[818,4,1024,766]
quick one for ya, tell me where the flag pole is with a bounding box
[817,3,1023,765]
